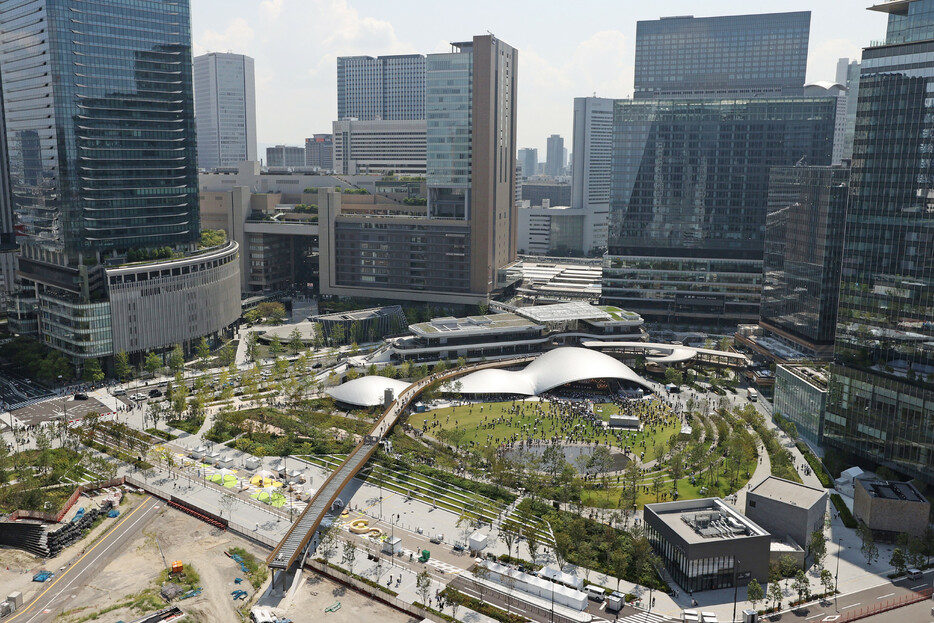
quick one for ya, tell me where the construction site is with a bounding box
[0,490,418,623]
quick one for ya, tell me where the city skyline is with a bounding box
[191,0,885,155]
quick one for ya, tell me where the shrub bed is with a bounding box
[830,493,858,528]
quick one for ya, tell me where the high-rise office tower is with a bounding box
[518,148,538,179]
[602,98,836,327]
[634,12,810,99]
[0,67,16,306]
[305,134,334,170]
[320,35,517,303]
[193,52,257,170]
[571,97,614,253]
[545,134,565,177]
[824,0,934,484]
[337,54,426,121]
[836,58,861,162]
[266,145,306,168]
[0,0,240,362]
[760,166,849,358]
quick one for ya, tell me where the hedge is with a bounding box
[796,442,834,488]
[831,493,858,528]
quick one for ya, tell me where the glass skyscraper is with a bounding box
[0,0,200,259]
[0,0,239,363]
[194,52,257,170]
[823,0,934,484]
[634,12,810,100]
[602,98,836,327]
[336,54,426,121]
[760,165,849,356]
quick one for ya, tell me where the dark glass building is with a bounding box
[760,165,849,357]
[823,0,934,484]
[1,0,200,258]
[0,1,239,362]
[602,98,837,328]
[634,12,810,100]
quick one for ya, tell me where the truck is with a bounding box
[606,591,624,612]
[748,389,758,402]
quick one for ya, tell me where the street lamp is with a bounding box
[732,558,741,623]
[835,537,843,610]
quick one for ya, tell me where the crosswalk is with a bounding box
[601,611,672,623]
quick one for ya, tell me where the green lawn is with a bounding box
[421,399,680,462]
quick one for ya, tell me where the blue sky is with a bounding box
[191,0,887,155]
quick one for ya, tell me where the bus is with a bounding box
[748,389,758,402]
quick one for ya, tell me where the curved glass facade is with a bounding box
[0,0,200,257]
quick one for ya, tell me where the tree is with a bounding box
[342,539,357,575]
[218,342,236,367]
[664,367,683,386]
[610,547,630,592]
[471,564,490,603]
[195,337,211,369]
[219,493,237,520]
[746,578,764,612]
[500,527,517,561]
[82,358,105,383]
[288,328,304,355]
[809,529,827,570]
[318,523,339,563]
[820,568,835,595]
[792,569,810,605]
[114,351,132,382]
[779,553,798,580]
[168,344,185,375]
[245,331,259,362]
[525,528,540,565]
[269,335,283,357]
[553,532,571,570]
[144,351,162,378]
[889,547,908,576]
[768,579,783,610]
[859,524,879,565]
[416,570,432,606]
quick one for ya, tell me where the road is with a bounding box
[6,496,161,623]
[763,568,933,623]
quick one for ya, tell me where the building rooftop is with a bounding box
[780,364,830,390]
[514,301,642,325]
[748,476,827,510]
[410,313,541,338]
[857,479,928,504]
[313,305,403,322]
[647,498,769,545]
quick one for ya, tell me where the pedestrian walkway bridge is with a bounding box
[266,355,535,574]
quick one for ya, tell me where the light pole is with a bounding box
[732,558,741,623]
[835,537,842,610]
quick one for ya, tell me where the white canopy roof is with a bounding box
[448,347,653,396]
[326,375,411,407]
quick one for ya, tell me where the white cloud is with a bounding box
[807,38,864,82]
[193,18,255,57]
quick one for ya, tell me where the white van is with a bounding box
[907,568,923,580]
[586,585,606,601]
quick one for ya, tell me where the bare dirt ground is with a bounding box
[52,504,260,623]
[0,495,423,623]
[282,571,420,623]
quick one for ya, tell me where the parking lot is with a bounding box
[11,395,112,428]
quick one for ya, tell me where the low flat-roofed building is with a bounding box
[645,498,771,593]
[745,476,827,552]
[853,479,931,539]
[388,313,546,363]
[312,305,409,346]
[513,301,644,337]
